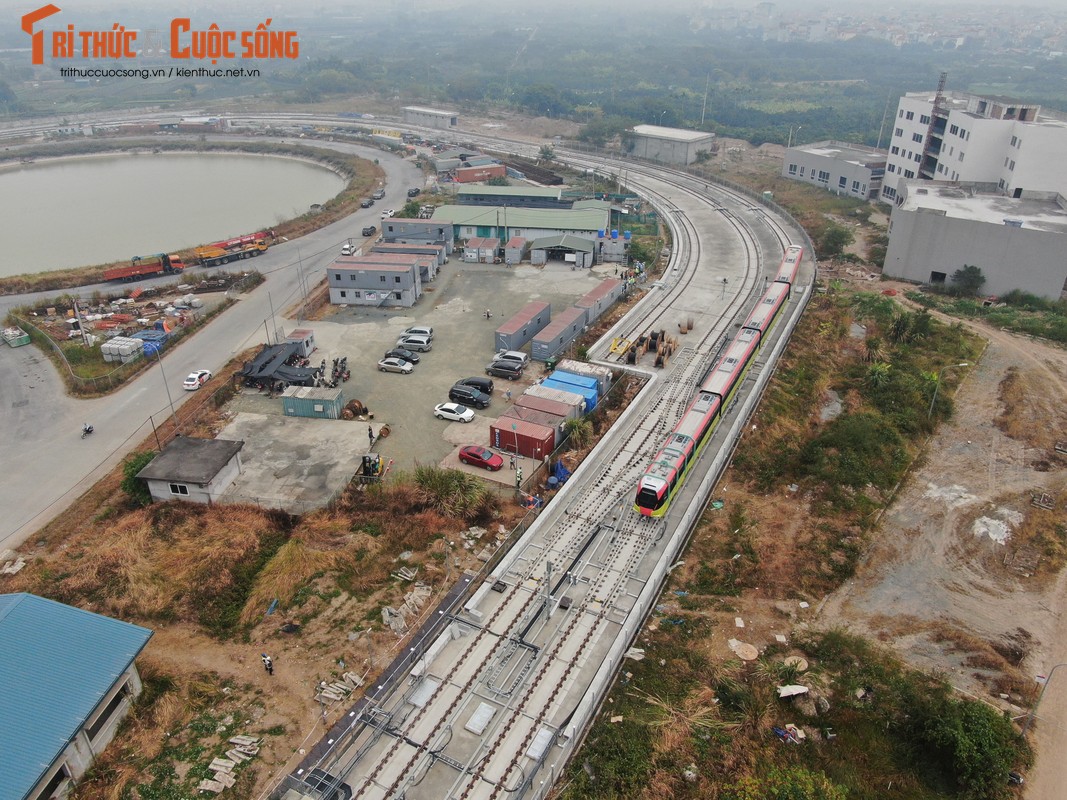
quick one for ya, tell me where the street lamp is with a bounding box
[927,362,970,419]
[787,125,803,148]
[1022,663,1067,737]
[658,110,668,127]
[154,346,181,433]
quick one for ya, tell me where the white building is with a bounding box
[884,180,1067,299]
[626,125,716,166]
[782,140,886,200]
[136,437,245,504]
[402,106,458,130]
[882,91,1067,204]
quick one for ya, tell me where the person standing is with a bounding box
[368,425,374,447]
[505,389,512,402]
[262,654,274,675]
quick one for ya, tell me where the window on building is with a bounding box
[1010,135,1017,146]
[349,274,356,280]
[1009,160,1016,171]
[861,184,867,194]
[852,180,861,192]
[912,133,923,143]
[929,271,947,285]
[882,186,897,200]
[920,114,931,124]
[895,127,904,137]
[339,290,346,299]
[379,275,386,282]
[334,273,341,281]
[891,145,899,155]
[839,176,847,188]
[817,170,830,182]
[799,166,806,176]
[394,292,402,300]
[1016,138,1022,148]
[950,124,959,135]
[958,152,965,162]
[394,276,401,283]
[915,154,921,163]
[904,169,915,179]
[898,109,904,118]
[998,179,1005,189]
[905,111,914,120]
[169,484,189,496]
[887,164,896,173]
[1004,157,1010,167]
[353,291,360,298]
[788,163,797,174]
[961,129,969,140]
[35,765,71,800]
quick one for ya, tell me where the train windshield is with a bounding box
[636,485,664,510]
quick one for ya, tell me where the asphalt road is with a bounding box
[0,145,423,551]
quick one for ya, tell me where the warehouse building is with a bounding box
[328,258,422,307]
[455,185,568,209]
[402,106,458,129]
[1,593,153,800]
[626,124,716,165]
[432,205,610,244]
[530,234,597,268]
[884,180,1067,299]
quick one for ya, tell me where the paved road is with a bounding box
[0,145,423,551]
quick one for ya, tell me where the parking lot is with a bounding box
[285,259,615,480]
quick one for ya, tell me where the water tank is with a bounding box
[610,229,619,239]
[597,230,605,238]
[623,231,632,240]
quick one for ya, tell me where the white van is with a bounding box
[493,349,529,368]
[403,326,434,340]
[397,334,432,352]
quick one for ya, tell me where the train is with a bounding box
[634,245,804,517]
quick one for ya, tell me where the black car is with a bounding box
[449,383,491,409]
[383,347,420,364]
[303,768,353,800]
[458,376,493,395]
[362,225,377,236]
[407,187,421,197]
[486,360,523,380]
[360,198,374,208]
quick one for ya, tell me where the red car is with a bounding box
[459,445,504,471]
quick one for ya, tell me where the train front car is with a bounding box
[775,244,804,287]
[635,392,722,517]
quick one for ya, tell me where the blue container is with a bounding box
[597,229,605,238]
[623,230,632,240]
[542,377,597,412]
[610,229,619,239]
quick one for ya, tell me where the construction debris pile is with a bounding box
[196,734,261,795]
[315,671,366,705]
[381,582,433,635]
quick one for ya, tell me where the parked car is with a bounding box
[486,361,523,380]
[448,383,490,409]
[494,349,530,368]
[383,347,420,364]
[303,768,353,800]
[340,243,356,256]
[360,198,374,208]
[380,209,395,219]
[457,376,494,395]
[396,334,432,352]
[182,369,212,390]
[434,402,475,423]
[402,325,434,340]
[407,187,421,197]
[361,225,377,237]
[459,445,504,471]
[372,189,385,200]
[378,357,414,374]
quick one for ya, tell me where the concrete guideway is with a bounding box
[285,143,813,799]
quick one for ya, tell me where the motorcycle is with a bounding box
[81,424,94,439]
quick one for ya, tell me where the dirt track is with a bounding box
[818,292,1067,796]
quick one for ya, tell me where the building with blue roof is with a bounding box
[0,593,153,800]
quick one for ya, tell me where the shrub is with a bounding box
[121,451,156,507]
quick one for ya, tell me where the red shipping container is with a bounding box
[490,418,554,460]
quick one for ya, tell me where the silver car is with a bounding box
[396,334,432,352]
[378,357,414,374]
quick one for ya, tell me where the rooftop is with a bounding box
[792,139,887,166]
[530,234,596,253]
[0,593,153,800]
[136,437,245,484]
[455,185,561,199]
[433,205,609,231]
[402,105,457,117]
[899,182,1067,234]
[631,124,715,142]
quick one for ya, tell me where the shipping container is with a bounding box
[499,406,566,448]
[531,306,587,362]
[513,393,579,422]
[522,384,587,414]
[495,301,551,352]
[547,370,600,408]
[575,278,625,324]
[286,328,316,358]
[542,377,597,411]
[490,417,554,460]
[555,359,613,395]
[281,386,345,420]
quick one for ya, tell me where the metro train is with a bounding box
[634,245,804,517]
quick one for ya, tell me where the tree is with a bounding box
[816,222,855,258]
[950,264,986,297]
[725,766,847,800]
[121,451,156,507]
[563,418,592,450]
[538,144,555,162]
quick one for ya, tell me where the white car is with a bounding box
[341,242,356,256]
[434,402,475,423]
[183,369,212,390]
[494,349,530,368]
[377,357,413,374]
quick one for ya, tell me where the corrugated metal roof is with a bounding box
[631,124,715,142]
[529,234,596,253]
[0,593,152,800]
[576,278,623,306]
[432,205,608,231]
[456,186,561,198]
